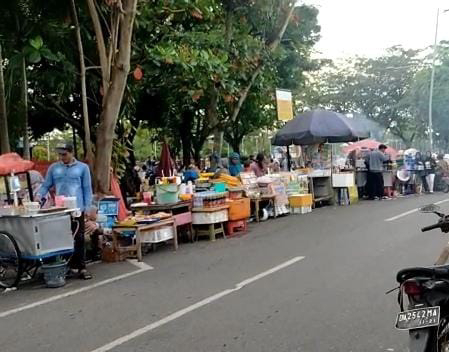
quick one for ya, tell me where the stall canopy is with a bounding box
[342,139,398,159]
[271,110,369,146]
[0,153,34,176]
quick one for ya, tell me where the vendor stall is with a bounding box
[0,154,81,289]
[272,110,368,207]
[112,217,178,262]
[0,206,78,288]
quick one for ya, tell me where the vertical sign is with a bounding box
[276,89,293,121]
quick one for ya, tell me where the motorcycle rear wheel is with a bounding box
[438,317,449,352]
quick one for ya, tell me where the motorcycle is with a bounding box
[393,204,449,351]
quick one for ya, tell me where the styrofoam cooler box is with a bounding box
[141,226,174,243]
[192,209,228,225]
[332,173,355,188]
[291,206,312,214]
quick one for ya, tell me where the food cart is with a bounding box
[0,153,75,289]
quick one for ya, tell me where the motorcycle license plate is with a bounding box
[395,306,440,330]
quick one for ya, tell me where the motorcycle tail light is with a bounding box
[403,281,422,296]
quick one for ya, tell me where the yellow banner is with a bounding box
[276,89,293,121]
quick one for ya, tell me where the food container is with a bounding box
[228,186,244,200]
[228,198,250,221]
[192,209,228,224]
[23,202,40,214]
[55,196,65,207]
[142,192,152,204]
[64,197,77,209]
[212,182,227,192]
[193,191,228,209]
[156,183,179,204]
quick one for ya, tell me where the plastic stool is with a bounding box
[225,219,248,237]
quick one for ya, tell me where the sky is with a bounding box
[304,0,449,59]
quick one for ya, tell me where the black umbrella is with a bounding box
[272,110,369,146]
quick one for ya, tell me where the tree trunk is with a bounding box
[0,43,10,154]
[193,145,202,166]
[210,5,234,165]
[181,110,193,167]
[86,0,110,99]
[207,89,219,167]
[70,0,94,166]
[93,0,137,193]
[229,140,240,154]
[21,56,30,160]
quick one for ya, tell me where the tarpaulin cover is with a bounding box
[271,110,369,146]
[0,153,34,176]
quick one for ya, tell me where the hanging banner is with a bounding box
[275,89,293,121]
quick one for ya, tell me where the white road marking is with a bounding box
[385,198,449,222]
[0,260,153,318]
[89,256,305,352]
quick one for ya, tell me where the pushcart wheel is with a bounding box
[0,231,22,289]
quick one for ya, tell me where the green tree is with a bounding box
[302,47,425,147]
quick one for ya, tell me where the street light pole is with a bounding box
[429,8,449,152]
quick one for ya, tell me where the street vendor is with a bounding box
[250,153,267,177]
[229,152,243,177]
[37,143,93,280]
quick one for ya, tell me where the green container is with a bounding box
[213,182,227,192]
[156,183,179,204]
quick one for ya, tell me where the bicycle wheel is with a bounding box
[0,231,22,289]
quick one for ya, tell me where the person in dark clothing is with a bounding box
[425,151,437,193]
[365,144,388,200]
[415,152,429,193]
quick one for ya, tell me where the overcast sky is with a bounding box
[304,0,449,58]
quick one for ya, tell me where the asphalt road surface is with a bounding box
[2,194,449,352]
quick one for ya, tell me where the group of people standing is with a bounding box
[365,144,447,200]
[414,151,437,194]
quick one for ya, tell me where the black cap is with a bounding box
[56,142,74,153]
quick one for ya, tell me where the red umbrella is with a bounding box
[0,153,35,176]
[342,139,398,159]
[157,142,174,178]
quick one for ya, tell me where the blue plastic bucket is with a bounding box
[41,262,67,288]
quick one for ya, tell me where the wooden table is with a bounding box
[249,195,276,222]
[112,218,178,261]
[192,205,229,241]
[131,201,193,241]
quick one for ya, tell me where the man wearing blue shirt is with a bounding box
[38,143,93,279]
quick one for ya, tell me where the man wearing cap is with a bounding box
[37,143,93,279]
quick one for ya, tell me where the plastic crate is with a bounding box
[98,198,119,216]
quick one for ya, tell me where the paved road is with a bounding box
[2,194,449,352]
